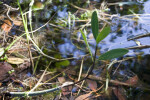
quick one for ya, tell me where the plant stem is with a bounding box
[71,44,98,85]
[88,45,98,75]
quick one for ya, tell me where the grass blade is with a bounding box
[80,30,93,61]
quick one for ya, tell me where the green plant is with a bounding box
[81,10,128,61]
[82,10,129,61]
[81,11,129,90]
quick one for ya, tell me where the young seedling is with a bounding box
[81,10,128,64]
[81,10,129,90]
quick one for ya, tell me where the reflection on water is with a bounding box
[144,0,150,13]
[55,1,150,59]
[57,8,68,18]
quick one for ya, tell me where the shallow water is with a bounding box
[46,0,150,99]
[37,0,150,78]
[10,0,150,99]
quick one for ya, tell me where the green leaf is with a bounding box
[91,11,99,40]
[99,48,129,60]
[96,26,111,44]
[32,2,44,11]
[80,30,93,61]
[55,60,70,67]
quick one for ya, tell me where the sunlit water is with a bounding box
[56,0,150,58]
